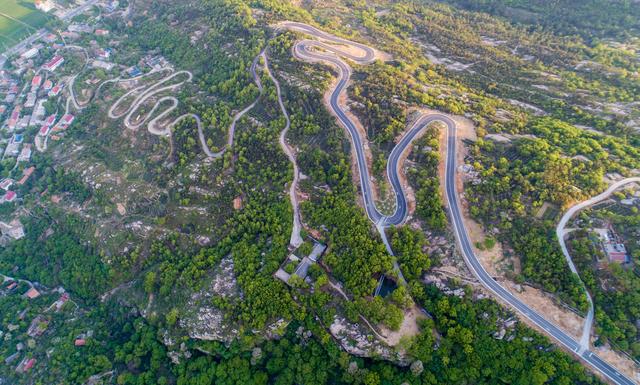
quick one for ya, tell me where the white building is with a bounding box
[20,48,39,60]
[35,0,55,12]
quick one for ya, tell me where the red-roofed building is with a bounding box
[23,358,35,372]
[42,33,56,43]
[74,339,86,346]
[39,125,51,136]
[95,29,109,36]
[44,114,56,127]
[17,167,35,185]
[7,106,21,130]
[43,55,64,72]
[3,191,16,203]
[49,84,63,97]
[43,79,53,91]
[61,114,74,125]
[24,287,40,299]
[31,75,42,89]
[6,281,17,290]
[53,114,75,132]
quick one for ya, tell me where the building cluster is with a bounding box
[275,239,327,285]
[0,28,87,209]
[1,277,79,375]
[0,0,126,253]
[595,226,630,264]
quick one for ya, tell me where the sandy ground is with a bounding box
[593,345,640,383]
[316,39,391,63]
[378,305,425,347]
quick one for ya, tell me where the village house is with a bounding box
[43,79,53,91]
[4,133,24,158]
[42,55,64,72]
[30,100,47,126]
[18,144,32,162]
[105,0,120,13]
[20,47,39,60]
[68,23,94,34]
[25,287,41,299]
[96,48,112,59]
[42,33,56,44]
[18,167,35,185]
[596,226,630,264]
[27,314,48,337]
[52,114,75,132]
[1,190,17,203]
[48,292,70,312]
[0,178,14,191]
[49,83,63,97]
[35,0,55,12]
[31,75,42,91]
[25,92,37,109]
[16,357,36,373]
[18,115,30,130]
[92,60,115,71]
[61,31,80,40]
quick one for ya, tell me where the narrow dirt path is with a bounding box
[262,52,303,247]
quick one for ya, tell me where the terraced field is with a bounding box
[0,1,50,52]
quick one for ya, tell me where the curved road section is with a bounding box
[286,24,406,228]
[285,21,635,385]
[262,52,303,247]
[443,120,635,385]
[102,49,303,248]
[557,177,640,353]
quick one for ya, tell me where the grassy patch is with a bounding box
[0,0,50,52]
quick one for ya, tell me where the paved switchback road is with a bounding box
[286,21,636,385]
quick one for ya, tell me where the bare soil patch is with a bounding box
[378,305,425,347]
[592,345,640,383]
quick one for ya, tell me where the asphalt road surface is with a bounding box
[288,21,637,384]
[443,117,636,385]
[557,176,640,352]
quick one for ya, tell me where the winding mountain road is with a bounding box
[557,177,640,353]
[102,49,303,248]
[216,52,265,158]
[284,21,636,385]
[106,69,220,157]
[263,52,303,247]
